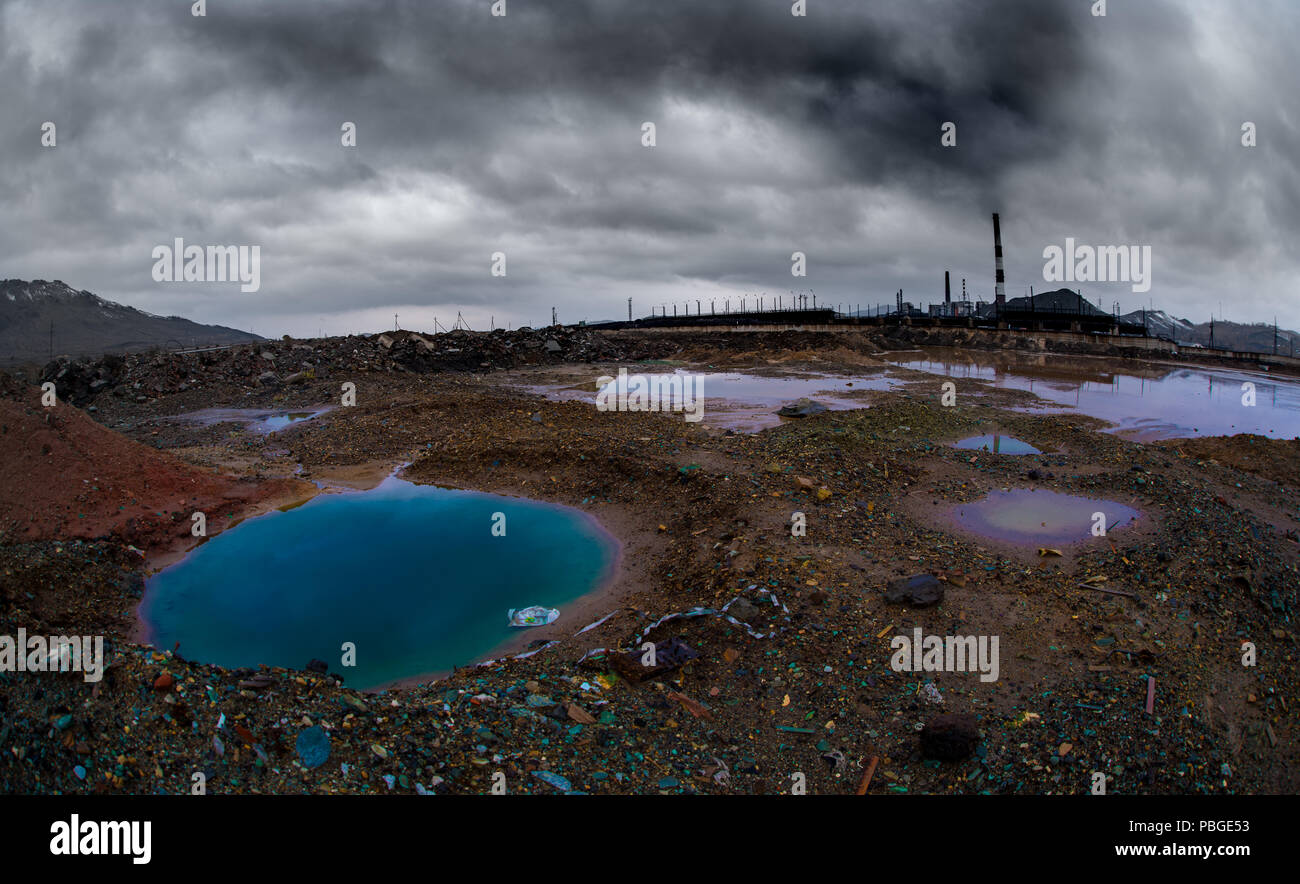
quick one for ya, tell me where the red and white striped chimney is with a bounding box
[992,213,1006,306]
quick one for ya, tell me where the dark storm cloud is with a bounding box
[0,0,1296,334]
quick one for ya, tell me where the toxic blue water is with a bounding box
[141,476,618,690]
[953,434,1042,455]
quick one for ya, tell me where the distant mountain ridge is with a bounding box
[1119,309,1196,340]
[0,279,261,364]
[1120,308,1299,352]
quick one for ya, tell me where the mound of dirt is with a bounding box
[1158,434,1300,487]
[0,373,305,550]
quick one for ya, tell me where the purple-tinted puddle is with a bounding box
[523,370,901,432]
[887,348,1300,441]
[949,488,1140,547]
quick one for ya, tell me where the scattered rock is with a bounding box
[920,714,981,760]
[296,726,331,769]
[776,398,828,418]
[728,597,761,624]
[884,574,944,607]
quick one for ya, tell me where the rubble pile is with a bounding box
[39,326,677,408]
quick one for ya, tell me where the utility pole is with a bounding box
[394,313,398,331]
[628,298,632,321]
[552,307,557,327]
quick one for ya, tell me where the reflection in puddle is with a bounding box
[519,351,1300,440]
[949,488,1139,547]
[260,412,317,431]
[525,370,901,432]
[174,407,331,434]
[953,435,1041,455]
[888,348,1300,440]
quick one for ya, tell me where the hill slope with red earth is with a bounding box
[0,372,305,552]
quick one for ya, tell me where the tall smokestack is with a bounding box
[992,213,1006,306]
[945,271,951,304]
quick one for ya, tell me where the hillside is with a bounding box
[0,279,260,364]
[0,372,304,549]
[1119,308,1299,352]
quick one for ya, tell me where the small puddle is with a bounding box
[141,476,619,690]
[175,407,332,434]
[949,488,1139,547]
[260,411,318,431]
[953,435,1042,455]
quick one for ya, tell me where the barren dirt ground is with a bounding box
[1,329,1296,795]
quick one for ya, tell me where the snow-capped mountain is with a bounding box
[0,279,260,364]
[1119,309,1196,340]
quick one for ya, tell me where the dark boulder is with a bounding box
[884,574,944,607]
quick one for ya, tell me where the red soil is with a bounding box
[0,375,304,552]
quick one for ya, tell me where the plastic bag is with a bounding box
[508,606,560,627]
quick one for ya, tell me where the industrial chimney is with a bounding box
[945,271,951,304]
[992,213,1006,307]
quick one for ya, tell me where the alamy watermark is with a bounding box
[1042,239,1152,293]
[595,368,704,422]
[151,237,261,292]
[50,814,150,864]
[0,628,104,682]
[890,627,999,682]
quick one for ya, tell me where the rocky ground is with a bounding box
[0,327,1296,795]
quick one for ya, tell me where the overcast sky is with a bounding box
[2,0,1296,336]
